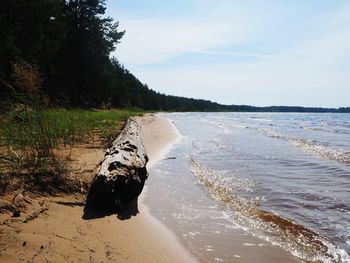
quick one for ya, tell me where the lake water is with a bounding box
[146,113,350,263]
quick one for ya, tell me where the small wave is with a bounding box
[258,128,350,164]
[290,139,350,164]
[211,137,221,147]
[257,128,287,139]
[249,116,273,122]
[231,124,249,129]
[217,123,232,134]
[301,126,334,133]
[209,137,235,150]
[200,118,250,134]
[300,126,350,135]
[190,159,349,262]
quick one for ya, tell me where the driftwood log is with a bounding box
[86,117,148,210]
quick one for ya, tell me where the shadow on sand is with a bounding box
[82,198,139,221]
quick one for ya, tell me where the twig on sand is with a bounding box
[23,206,48,223]
[53,200,85,207]
[162,156,176,161]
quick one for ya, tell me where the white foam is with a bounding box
[243,243,256,247]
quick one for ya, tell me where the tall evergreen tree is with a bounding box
[60,0,124,106]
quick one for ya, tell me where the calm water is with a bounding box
[147,113,350,263]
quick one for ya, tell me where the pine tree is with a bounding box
[61,0,124,106]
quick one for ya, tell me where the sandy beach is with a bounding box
[0,114,195,263]
[0,114,307,262]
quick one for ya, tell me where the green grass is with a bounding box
[36,108,144,145]
[0,107,145,174]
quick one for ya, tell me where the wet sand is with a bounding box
[137,114,181,167]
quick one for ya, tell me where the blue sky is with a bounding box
[106,0,350,107]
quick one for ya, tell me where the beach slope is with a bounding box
[0,114,195,263]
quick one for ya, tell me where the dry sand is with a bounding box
[137,114,181,168]
[0,114,196,263]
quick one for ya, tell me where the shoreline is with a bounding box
[137,114,182,168]
[137,114,197,262]
[142,113,302,263]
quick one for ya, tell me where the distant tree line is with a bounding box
[0,0,349,113]
[224,105,350,113]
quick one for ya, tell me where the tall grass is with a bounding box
[0,107,144,174]
[0,60,145,194]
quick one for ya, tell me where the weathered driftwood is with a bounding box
[86,118,148,210]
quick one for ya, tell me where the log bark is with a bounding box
[86,117,148,210]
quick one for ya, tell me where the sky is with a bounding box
[106,0,350,107]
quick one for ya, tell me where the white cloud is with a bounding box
[114,17,264,65]
[112,1,282,65]
[110,1,350,107]
[114,19,230,64]
[194,50,275,58]
[133,15,350,107]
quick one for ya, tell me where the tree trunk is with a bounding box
[86,117,148,210]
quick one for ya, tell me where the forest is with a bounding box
[0,0,349,113]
